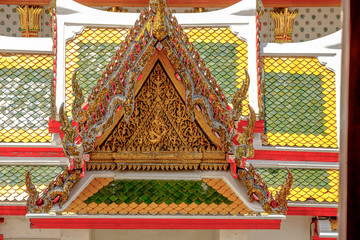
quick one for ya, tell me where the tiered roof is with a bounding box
[0,0,340,229]
[23,0,292,217]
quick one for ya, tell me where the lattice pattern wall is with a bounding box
[261,56,337,148]
[64,178,253,215]
[0,53,53,142]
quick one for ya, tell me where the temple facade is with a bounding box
[0,0,341,239]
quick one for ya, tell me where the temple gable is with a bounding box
[89,61,226,171]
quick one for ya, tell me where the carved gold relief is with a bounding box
[151,0,168,40]
[270,8,298,43]
[17,5,43,37]
[98,62,219,153]
[107,7,128,12]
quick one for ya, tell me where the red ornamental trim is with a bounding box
[237,120,264,133]
[0,147,65,158]
[0,206,27,216]
[30,218,282,229]
[0,0,342,7]
[250,150,339,162]
[312,236,337,240]
[287,207,337,216]
[48,119,62,133]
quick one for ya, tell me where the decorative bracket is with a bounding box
[270,8,298,43]
[17,6,43,37]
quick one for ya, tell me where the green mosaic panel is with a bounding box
[0,166,65,187]
[75,42,119,97]
[84,180,233,205]
[0,67,51,131]
[193,42,240,99]
[264,71,327,135]
[257,168,331,189]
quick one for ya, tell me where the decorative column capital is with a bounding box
[270,8,298,43]
[107,7,128,12]
[193,7,206,13]
[17,5,43,37]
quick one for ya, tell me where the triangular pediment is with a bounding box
[99,61,218,152]
[89,59,226,171]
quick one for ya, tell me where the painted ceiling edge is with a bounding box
[0,0,342,7]
[29,218,283,229]
[0,147,339,162]
[24,0,293,217]
[0,206,338,217]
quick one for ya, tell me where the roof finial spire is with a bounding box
[150,0,168,41]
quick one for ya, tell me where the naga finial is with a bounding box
[235,105,255,163]
[59,103,81,157]
[71,70,87,123]
[238,165,293,215]
[231,70,250,122]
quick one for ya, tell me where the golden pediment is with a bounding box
[89,61,227,171]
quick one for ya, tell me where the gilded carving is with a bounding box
[17,5,43,37]
[98,62,218,153]
[235,104,256,164]
[59,103,81,157]
[26,164,81,213]
[270,8,298,43]
[238,165,293,214]
[151,0,168,41]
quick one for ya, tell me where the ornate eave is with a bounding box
[25,0,292,217]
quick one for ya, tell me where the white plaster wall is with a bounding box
[61,229,91,240]
[220,230,249,240]
[0,216,311,240]
[91,217,311,240]
[91,216,311,240]
[92,229,219,240]
[0,216,61,239]
[249,216,313,240]
[0,216,91,240]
